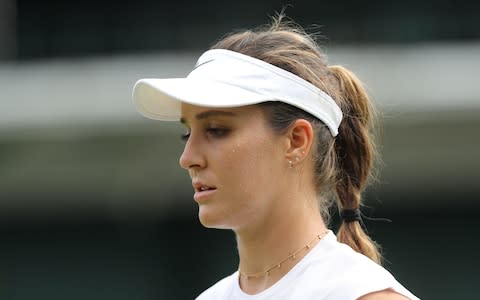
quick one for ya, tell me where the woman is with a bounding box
[132,18,419,300]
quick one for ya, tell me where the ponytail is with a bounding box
[329,65,382,264]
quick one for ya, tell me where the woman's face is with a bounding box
[179,103,288,231]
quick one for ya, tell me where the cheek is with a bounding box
[223,136,281,195]
[223,143,256,184]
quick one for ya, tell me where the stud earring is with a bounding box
[288,160,293,168]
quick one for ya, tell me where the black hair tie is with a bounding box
[340,209,362,223]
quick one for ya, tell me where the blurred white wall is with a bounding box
[1,43,480,131]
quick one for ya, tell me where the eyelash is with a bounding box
[181,127,230,141]
[181,132,190,141]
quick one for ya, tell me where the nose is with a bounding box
[179,134,206,170]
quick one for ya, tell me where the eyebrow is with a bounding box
[180,110,236,124]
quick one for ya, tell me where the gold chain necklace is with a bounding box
[238,230,330,280]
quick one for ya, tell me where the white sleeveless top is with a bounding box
[196,231,419,300]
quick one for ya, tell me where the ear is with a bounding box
[285,119,314,163]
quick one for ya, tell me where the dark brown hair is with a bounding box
[210,17,381,263]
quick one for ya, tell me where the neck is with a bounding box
[234,193,327,294]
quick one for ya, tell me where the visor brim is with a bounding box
[133,78,271,121]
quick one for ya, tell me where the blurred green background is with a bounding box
[1,0,479,299]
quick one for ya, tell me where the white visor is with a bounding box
[133,49,343,136]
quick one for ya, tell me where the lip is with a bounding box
[193,188,217,203]
[192,181,217,203]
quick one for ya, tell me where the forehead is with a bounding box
[180,103,263,123]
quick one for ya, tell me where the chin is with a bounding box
[197,207,232,229]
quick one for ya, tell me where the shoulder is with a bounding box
[303,232,419,300]
[195,272,237,300]
[358,289,411,300]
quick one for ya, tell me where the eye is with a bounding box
[206,127,229,138]
[181,131,190,141]
[180,127,230,141]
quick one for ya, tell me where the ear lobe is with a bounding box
[286,119,314,160]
